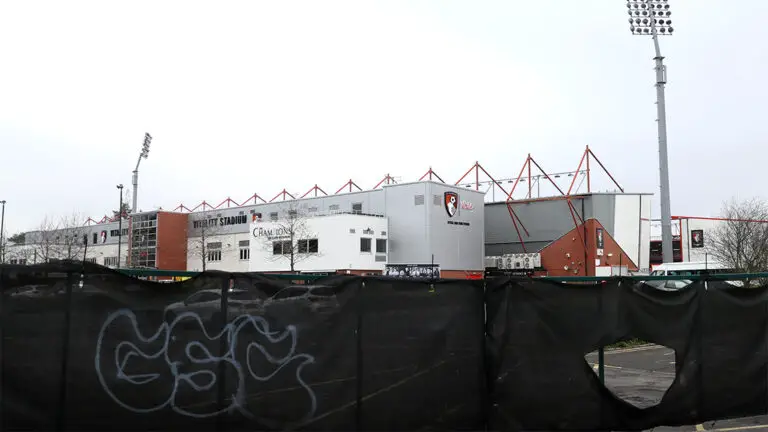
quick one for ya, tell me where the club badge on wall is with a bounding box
[444,192,458,217]
[100,231,107,244]
[691,229,704,248]
[596,228,604,250]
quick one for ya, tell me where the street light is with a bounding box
[627,0,675,264]
[0,200,6,264]
[132,132,152,213]
[117,184,124,268]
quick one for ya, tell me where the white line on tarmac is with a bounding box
[603,344,665,355]
[697,423,768,431]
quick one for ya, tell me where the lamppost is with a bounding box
[627,0,675,264]
[132,133,152,213]
[117,184,124,268]
[0,200,6,264]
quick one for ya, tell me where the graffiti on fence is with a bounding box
[94,308,317,422]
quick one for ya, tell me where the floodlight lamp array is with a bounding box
[627,0,673,35]
[141,132,152,158]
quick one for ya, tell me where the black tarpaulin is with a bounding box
[4,263,768,430]
[486,277,768,431]
[0,263,485,431]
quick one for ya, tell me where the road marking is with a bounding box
[604,344,662,354]
[699,425,768,431]
[591,364,621,370]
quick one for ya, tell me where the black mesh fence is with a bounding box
[2,263,768,430]
[0,263,484,431]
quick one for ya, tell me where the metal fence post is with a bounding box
[56,271,74,430]
[356,279,364,431]
[598,347,605,384]
[0,265,5,430]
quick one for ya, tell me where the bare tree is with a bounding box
[5,243,33,265]
[28,213,87,263]
[708,198,768,277]
[113,187,132,219]
[257,204,319,272]
[0,227,7,264]
[188,211,229,271]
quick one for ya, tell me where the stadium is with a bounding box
[7,147,752,278]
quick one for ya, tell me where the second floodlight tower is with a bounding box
[132,132,152,214]
[627,0,675,264]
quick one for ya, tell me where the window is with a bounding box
[207,250,222,262]
[363,228,374,235]
[207,242,222,262]
[84,257,97,264]
[110,229,128,237]
[273,240,292,255]
[308,206,317,212]
[270,212,278,221]
[92,233,98,244]
[349,228,356,234]
[239,240,250,261]
[352,203,362,214]
[288,209,297,218]
[381,231,387,236]
[360,238,372,253]
[414,195,425,205]
[434,195,441,206]
[240,248,250,260]
[376,239,387,253]
[104,256,119,267]
[297,238,319,253]
[329,204,340,211]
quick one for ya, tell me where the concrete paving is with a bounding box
[585,345,768,431]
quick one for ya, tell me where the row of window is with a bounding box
[205,241,251,262]
[204,236,386,261]
[361,238,387,253]
[262,203,365,221]
[273,239,319,255]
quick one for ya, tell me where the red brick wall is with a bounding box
[156,212,189,271]
[539,218,637,277]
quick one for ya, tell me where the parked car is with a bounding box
[163,288,264,323]
[262,285,340,315]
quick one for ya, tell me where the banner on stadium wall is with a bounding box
[385,264,440,278]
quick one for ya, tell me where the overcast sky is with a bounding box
[1,0,766,233]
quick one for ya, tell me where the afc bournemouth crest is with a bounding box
[444,191,458,217]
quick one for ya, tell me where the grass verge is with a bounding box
[606,338,648,350]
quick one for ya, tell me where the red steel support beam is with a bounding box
[567,148,588,196]
[373,174,396,189]
[455,163,477,186]
[335,180,363,194]
[270,189,296,203]
[419,167,445,183]
[587,147,623,193]
[586,146,592,193]
[300,185,328,199]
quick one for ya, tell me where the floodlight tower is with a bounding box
[627,0,675,264]
[132,133,152,214]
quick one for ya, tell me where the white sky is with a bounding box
[1,0,766,233]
